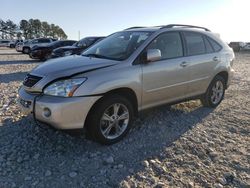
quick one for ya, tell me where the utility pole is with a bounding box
[78,30,80,40]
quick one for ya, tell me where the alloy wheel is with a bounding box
[100,103,129,140]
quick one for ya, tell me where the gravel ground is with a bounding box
[0,48,249,188]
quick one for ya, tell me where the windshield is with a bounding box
[48,41,60,47]
[82,31,152,61]
[73,41,79,46]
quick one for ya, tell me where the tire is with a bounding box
[23,47,30,54]
[201,75,226,108]
[42,53,51,61]
[86,95,134,145]
[10,44,14,48]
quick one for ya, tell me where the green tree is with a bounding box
[1,18,68,40]
[0,19,7,38]
[28,19,34,38]
[20,19,29,39]
[49,24,57,38]
[0,19,15,39]
[33,19,42,37]
[41,21,50,37]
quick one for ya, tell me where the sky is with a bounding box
[1,0,249,42]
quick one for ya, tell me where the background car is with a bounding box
[9,39,23,48]
[29,40,77,60]
[22,38,56,54]
[16,40,30,52]
[242,42,250,50]
[0,39,11,47]
[51,36,104,58]
[229,42,245,52]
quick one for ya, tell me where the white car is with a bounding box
[16,40,30,52]
[242,43,250,50]
[0,39,11,47]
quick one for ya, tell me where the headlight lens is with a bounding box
[43,78,87,97]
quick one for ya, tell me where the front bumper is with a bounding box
[18,87,101,129]
[29,50,43,59]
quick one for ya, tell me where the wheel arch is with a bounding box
[84,87,139,128]
[215,71,228,88]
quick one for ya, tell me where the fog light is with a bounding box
[43,108,51,117]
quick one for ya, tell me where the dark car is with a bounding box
[51,37,104,58]
[229,42,244,52]
[29,40,77,60]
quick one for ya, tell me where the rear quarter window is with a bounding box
[183,32,206,56]
[207,37,222,52]
[203,36,214,53]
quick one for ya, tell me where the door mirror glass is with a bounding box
[146,49,161,62]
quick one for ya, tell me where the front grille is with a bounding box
[23,74,43,87]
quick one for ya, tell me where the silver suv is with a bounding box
[22,38,55,54]
[18,24,235,144]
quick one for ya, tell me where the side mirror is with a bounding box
[146,49,161,62]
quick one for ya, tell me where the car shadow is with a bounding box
[0,60,40,65]
[0,53,23,55]
[0,71,28,83]
[0,101,217,187]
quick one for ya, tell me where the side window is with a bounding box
[55,42,63,47]
[207,37,222,52]
[67,41,75,46]
[147,32,183,59]
[39,39,50,43]
[184,32,206,56]
[203,36,214,53]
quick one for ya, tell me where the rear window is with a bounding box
[184,32,206,56]
[207,37,222,52]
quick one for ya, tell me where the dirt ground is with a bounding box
[0,48,249,188]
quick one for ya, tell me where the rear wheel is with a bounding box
[86,95,134,145]
[201,75,226,108]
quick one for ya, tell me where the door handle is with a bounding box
[180,61,188,67]
[213,56,219,62]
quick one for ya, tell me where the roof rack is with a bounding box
[124,26,146,30]
[160,24,211,31]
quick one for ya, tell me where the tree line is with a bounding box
[0,19,67,40]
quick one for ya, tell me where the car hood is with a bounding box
[32,55,118,77]
[26,55,119,92]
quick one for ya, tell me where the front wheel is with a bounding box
[86,95,134,145]
[23,47,30,54]
[201,75,226,108]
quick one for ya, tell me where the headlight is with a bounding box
[43,78,87,97]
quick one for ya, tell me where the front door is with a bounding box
[141,32,190,109]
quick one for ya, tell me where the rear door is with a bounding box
[182,31,222,96]
[141,32,191,108]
